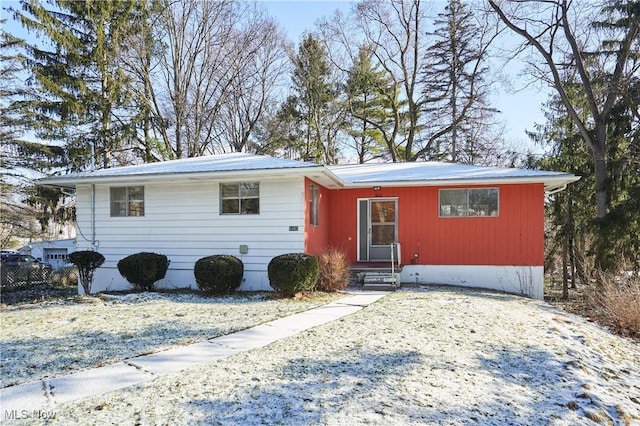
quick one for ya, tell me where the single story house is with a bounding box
[41,153,579,299]
[19,238,76,269]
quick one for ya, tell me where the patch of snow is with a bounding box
[328,161,576,186]
[43,153,320,180]
[21,288,640,425]
[0,292,340,387]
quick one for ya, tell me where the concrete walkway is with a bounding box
[0,292,387,418]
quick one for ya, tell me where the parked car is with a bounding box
[1,254,51,269]
[1,254,53,285]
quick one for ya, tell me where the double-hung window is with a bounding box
[439,188,499,217]
[110,186,145,217]
[220,182,260,214]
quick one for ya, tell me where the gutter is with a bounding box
[545,183,569,195]
[39,163,580,195]
[332,175,581,191]
[38,165,324,188]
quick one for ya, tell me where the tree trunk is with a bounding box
[562,238,569,300]
[593,144,609,220]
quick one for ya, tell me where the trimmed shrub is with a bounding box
[317,248,350,292]
[117,252,170,292]
[194,255,244,295]
[268,253,318,297]
[68,250,105,294]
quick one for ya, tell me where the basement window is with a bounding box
[439,188,499,217]
[220,182,260,214]
[110,186,145,217]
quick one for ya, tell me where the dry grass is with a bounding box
[35,289,640,425]
[1,290,343,387]
[316,248,350,292]
[546,270,640,340]
[588,271,640,338]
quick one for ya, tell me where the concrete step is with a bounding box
[351,265,402,274]
[362,283,397,291]
[361,272,401,291]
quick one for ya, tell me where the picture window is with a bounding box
[439,188,499,217]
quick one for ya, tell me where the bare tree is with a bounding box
[318,11,399,163]
[158,0,234,158]
[354,0,428,161]
[157,0,292,158]
[119,0,168,162]
[215,10,289,154]
[488,0,640,220]
[422,0,501,164]
[320,0,502,163]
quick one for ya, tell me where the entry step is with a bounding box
[361,272,401,291]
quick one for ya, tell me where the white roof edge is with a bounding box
[336,174,581,189]
[40,158,580,194]
[319,167,346,187]
[39,165,322,188]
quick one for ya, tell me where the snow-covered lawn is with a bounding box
[25,287,640,425]
[0,291,341,387]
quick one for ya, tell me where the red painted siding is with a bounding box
[304,178,331,256]
[324,184,545,266]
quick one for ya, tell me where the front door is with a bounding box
[358,199,398,261]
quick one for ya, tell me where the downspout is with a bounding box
[91,183,97,250]
[89,141,97,251]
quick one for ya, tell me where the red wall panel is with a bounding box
[304,178,331,256]
[322,184,544,266]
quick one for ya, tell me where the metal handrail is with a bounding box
[390,242,401,277]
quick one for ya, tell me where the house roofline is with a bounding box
[333,174,581,193]
[39,165,324,188]
[39,158,580,195]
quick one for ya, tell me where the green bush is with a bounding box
[268,253,318,297]
[194,255,243,294]
[68,250,105,294]
[117,252,169,292]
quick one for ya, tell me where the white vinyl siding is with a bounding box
[75,178,306,292]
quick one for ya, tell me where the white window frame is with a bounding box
[110,186,145,217]
[439,188,499,217]
[220,182,260,215]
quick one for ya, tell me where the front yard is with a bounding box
[2,287,639,425]
[0,291,340,388]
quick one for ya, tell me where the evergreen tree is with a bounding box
[534,74,640,276]
[529,85,593,294]
[489,0,640,221]
[344,47,396,163]
[0,25,26,145]
[15,0,138,169]
[421,0,496,164]
[256,96,304,159]
[0,21,72,244]
[288,34,341,164]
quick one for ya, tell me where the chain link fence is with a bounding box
[1,266,78,293]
